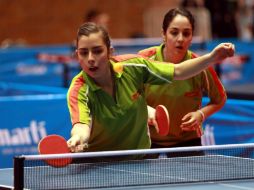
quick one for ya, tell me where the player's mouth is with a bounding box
[175,46,183,50]
[89,67,98,72]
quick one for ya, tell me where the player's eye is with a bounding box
[77,49,88,56]
[92,48,103,55]
[170,31,178,36]
[183,31,192,38]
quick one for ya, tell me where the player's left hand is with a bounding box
[180,111,202,132]
[210,43,235,63]
[147,105,159,133]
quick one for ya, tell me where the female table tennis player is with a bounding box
[138,8,227,156]
[66,22,234,153]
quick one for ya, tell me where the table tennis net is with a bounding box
[14,143,254,189]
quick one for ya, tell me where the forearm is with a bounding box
[71,123,91,142]
[174,53,213,80]
[199,99,226,120]
[174,43,234,80]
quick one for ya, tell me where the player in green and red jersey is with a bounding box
[67,22,234,153]
[138,8,227,154]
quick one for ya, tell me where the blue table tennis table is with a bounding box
[0,144,253,190]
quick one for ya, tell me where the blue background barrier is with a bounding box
[202,98,254,146]
[0,45,76,87]
[0,83,71,168]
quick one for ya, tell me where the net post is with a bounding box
[14,156,25,190]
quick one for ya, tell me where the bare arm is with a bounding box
[181,70,227,131]
[200,97,226,119]
[67,123,91,152]
[181,97,226,131]
[174,43,234,80]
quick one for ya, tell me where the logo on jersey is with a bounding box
[131,89,142,101]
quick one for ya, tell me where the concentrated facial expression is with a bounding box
[163,14,193,57]
[76,31,110,79]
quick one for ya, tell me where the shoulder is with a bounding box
[190,51,199,59]
[68,72,88,96]
[111,54,144,62]
[205,66,221,79]
[138,47,157,58]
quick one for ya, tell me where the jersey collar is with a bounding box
[82,62,121,91]
[82,72,100,91]
[159,43,193,62]
[157,44,165,61]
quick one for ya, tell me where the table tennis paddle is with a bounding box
[38,134,72,167]
[155,105,170,136]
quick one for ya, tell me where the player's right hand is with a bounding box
[67,123,90,152]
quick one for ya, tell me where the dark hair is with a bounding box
[76,22,111,50]
[162,8,195,33]
[181,0,198,8]
[84,9,102,22]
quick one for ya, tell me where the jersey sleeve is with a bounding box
[202,67,227,104]
[189,51,226,104]
[141,58,174,84]
[67,72,92,126]
[118,56,175,85]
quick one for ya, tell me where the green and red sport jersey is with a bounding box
[67,54,174,152]
[138,44,227,146]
